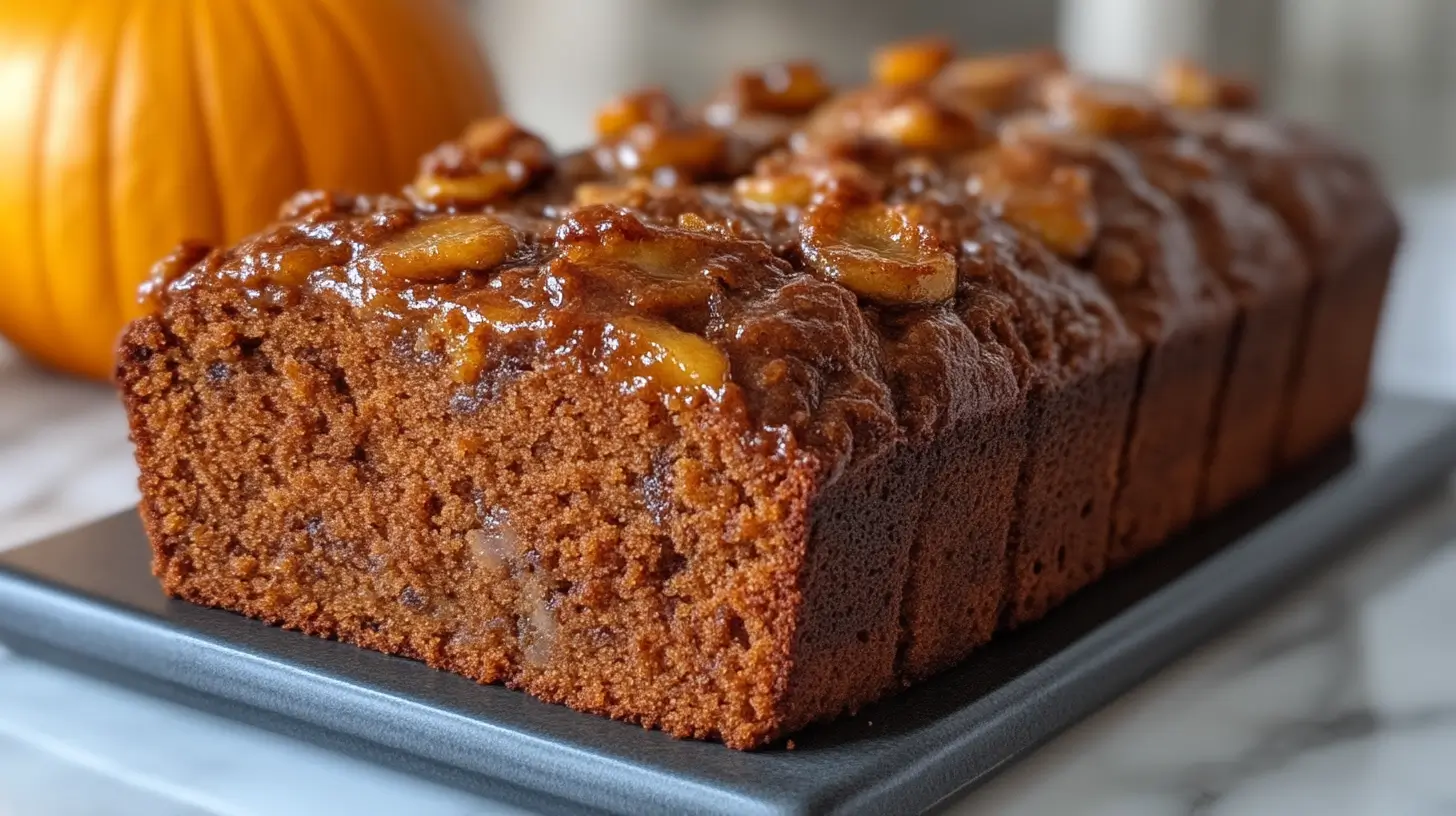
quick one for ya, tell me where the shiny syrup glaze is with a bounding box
[142,44,1350,480]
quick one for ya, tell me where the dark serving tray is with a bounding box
[3,394,1456,816]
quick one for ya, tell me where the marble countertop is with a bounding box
[3,190,1455,815]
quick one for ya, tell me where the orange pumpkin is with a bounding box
[0,0,498,380]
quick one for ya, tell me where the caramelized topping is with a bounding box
[558,205,721,309]
[139,241,213,309]
[606,315,729,396]
[968,144,1100,259]
[717,62,833,118]
[615,123,727,178]
[362,213,522,283]
[254,242,354,288]
[593,89,727,182]
[145,38,1265,474]
[799,200,957,304]
[734,173,815,210]
[1156,59,1259,111]
[1041,75,1167,138]
[933,49,1066,114]
[279,190,408,221]
[700,63,833,169]
[798,86,986,157]
[556,205,707,279]
[594,88,679,139]
[410,117,553,207]
[571,178,660,208]
[872,38,955,87]
[733,156,880,210]
[869,95,983,152]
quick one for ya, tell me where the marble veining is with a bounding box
[962,488,1456,816]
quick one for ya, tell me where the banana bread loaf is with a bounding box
[117,41,1399,749]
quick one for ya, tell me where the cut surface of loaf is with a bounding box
[117,41,1399,749]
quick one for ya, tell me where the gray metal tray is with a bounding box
[3,395,1455,816]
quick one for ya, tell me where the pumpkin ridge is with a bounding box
[25,0,87,373]
[96,0,147,346]
[108,0,160,328]
[387,0,469,162]
[235,0,309,200]
[263,0,392,190]
[0,4,76,364]
[42,0,135,371]
[312,0,403,185]
[182,0,226,248]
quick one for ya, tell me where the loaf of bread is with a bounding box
[116,41,1398,749]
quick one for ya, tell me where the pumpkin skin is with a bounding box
[0,0,498,379]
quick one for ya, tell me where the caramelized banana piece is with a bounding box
[592,89,727,180]
[607,315,728,395]
[410,117,553,207]
[555,206,723,313]
[616,124,727,176]
[559,210,709,282]
[595,88,679,139]
[933,49,1066,113]
[796,82,984,156]
[256,242,353,287]
[365,214,521,283]
[733,157,878,210]
[968,144,1100,260]
[734,173,816,209]
[868,95,983,152]
[1041,75,1168,138]
[1156,59,1259,111]
[724,62,833,117]
[571,178,658,208]
[800,201,957,305]
[872,37,955,87]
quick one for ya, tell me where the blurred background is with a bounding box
[468,0,1456,190]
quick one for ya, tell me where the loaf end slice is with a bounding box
[117,204,927,750]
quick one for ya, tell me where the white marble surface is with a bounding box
[1,190,1454,815]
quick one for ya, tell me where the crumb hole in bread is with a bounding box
[330,369,352,399]
[725,611,750,649]
[126,343,154,364]
[656,543,688,582]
